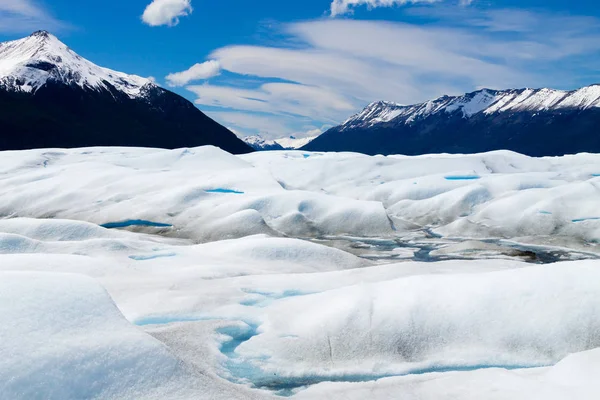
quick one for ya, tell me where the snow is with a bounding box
[235,263,600,383]
[0,147,394,242]
[0,31,153,97]
[275,135,318,150]
[444,89,499,117]
[294,349,600,400]
[243,135,319,151]
[0,272,196,399]
[1,145,600,399]
[341,84,600,129]
[243,136,283,151]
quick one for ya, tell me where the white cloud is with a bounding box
[208,111,329,141]
[0,0,45,18]
[208,20,529,108]
[0,0,65,33]
[180,12,600,140]
[330,0,441,17]
[166,60,221,86]
[208,111,296,139]
[142,0,192,27]
[188,81,354,123]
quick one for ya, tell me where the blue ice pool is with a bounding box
[572,217,600,223]
[249,362,550,395]
[240,289,314,307]
[134,315,207,326]
[100,220,172,229]
[206,188,245,194]
[129,252,176,261]
[444,175,481,181]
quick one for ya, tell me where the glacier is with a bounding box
[1,146,600,399]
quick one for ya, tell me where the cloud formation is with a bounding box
[166,60,221,86]
[0,0,65,33]
[330,0,441,17]
[142,0,192,27]
[188,82,354,123]
[171,10,600,139]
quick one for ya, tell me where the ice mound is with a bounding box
[236,263,600,383]
[2,146,600,244]
[180,191,393,241]
[0,147,394,241]
[244,150,600,244]
[2,146,600,398]
[295,348,600,400]
[0,225,371,322]
[0,217,130,241]
[193,235,370,272]
[0,272,191,399]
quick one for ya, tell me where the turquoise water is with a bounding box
[248,363,549,395]
[444,175,481,181]
[101,220,172,229]
[206,188,245,194]
[240,289,314,307]
[134,315,206,326]
[129,252,176,261]
[573,217,600,223]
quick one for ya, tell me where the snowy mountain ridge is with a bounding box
[243,135,318,151]
[0,31,153,98]
[243,135,284,151]
[342,85,600,130]
[0,31,252,153]
[276,135,318,149]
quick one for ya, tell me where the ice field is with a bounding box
[1,146,600,399]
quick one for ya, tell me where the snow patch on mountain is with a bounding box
[0,31,153,98]
[243,135,318,151]
[341,85,600,130]
[445,89,500,117]
[276,135,318,149]
[243,136,284,151]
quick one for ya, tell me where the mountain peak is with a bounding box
[0,32,153,97]
[30,30,51,38]
[340,84,600,131]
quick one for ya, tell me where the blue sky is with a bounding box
[1,0,600,140]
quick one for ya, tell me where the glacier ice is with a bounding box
[0,146,599,399]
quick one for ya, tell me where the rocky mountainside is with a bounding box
[303,86,600,156]
[244,135,317,151]
[0,31,252,154]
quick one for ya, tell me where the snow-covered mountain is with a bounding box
[0,31,252,154]
[244,135,318,151]
[304,86,600,156]
[0,30,152,96]
[340,87,600,129]
[276,135,317,150]
[243,135,285,151]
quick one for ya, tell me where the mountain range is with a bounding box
[243,135,317,151]
[0,31,252,154]
[3,31,600,158]
[303,86,600,156]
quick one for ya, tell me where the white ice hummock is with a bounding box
[1,146,600,399]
